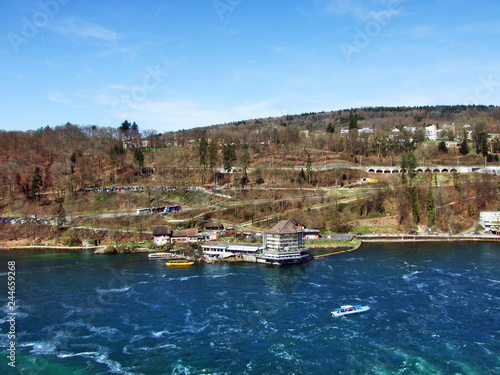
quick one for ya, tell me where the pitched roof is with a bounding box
[267,219,303,234]
[288,218,304,227]
[186,229,198,237]
[172,229,199,238]
[153,225,171,236]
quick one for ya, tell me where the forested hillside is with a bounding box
[1,105,499,197]
[0,105,499,246]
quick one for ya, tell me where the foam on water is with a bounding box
[5,243,499,374]
[402,270,422,281]
[57,349,133,375]
[25,340,61,356]
[96,286,131,294]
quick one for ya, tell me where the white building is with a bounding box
[257,219,312,265]
[201,242,264,262]
[153,225,172,246]
[425,125,442,141]
[359,127,373,134]
[479,211,500,231]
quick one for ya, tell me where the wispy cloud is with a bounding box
[107,84,136,91]
[109,99,230,130]
[271,46,291,54]
[410,24,437,38]
[55,17,121,41]
[327,0,406,21]
[102,98,292,131]
[457,20,500,35]
[0,71,24,79]
[48,92,72,104]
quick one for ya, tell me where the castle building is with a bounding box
[257,219,312,265]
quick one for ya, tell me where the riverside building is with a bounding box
[201,219,312,265]
[257,219,312,265]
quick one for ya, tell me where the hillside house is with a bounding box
[153,225,172,246]
[359,127,374,134]
[425,124,443,141]
[153,226,198,244]
[171,229,199,243]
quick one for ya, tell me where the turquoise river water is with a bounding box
[0,242,499,374]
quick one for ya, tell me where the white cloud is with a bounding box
[102,98,293,131]
[47,92,72,104]
[107,84,137,91]
[327,0,405,21]
[411,24,436,38]
[56,17,121,41]
[107,99,230,130]
[0,71,23,79]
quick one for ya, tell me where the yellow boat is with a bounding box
[165,259,194,266]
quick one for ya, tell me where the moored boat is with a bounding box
[331,305,370,317]
[165,259,194,266]
[148,253,174,259]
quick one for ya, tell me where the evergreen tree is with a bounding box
[401,152,418,183]
[473,121,489,156]
[131,121,139,133]
[459,134,469,155]
[69,152,77,174]
[222,143,236,174]
[208,140,218,170]
[438,141,448,153]
[56,202,66,230]
[426,189,435,226]
[199,131,208,167]
[411,186,420,224]
[133,149,144,169]
[298,168,306,184]
[326,123,335,133]
[31,166,43,201]
[119,120,131,134]
[306,153,313,184]
[239,143,250,177]
[108,144,125,162]
[348,110,359,129]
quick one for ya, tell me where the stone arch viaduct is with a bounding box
[365,166,500,175]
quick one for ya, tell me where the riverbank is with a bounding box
[0,245,106,251]
[313,241,363,258]
[1,234,498,256]
[360,233,500,242]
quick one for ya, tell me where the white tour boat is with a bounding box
[331,305,370,317]
[148,253,174,259]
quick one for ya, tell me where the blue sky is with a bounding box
[1,0,499,133]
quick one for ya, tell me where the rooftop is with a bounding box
[153,225,171,236]
[267,219,304,234]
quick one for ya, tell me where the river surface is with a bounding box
[1,242,499,374]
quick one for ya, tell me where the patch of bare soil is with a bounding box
[355,215,399,228]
